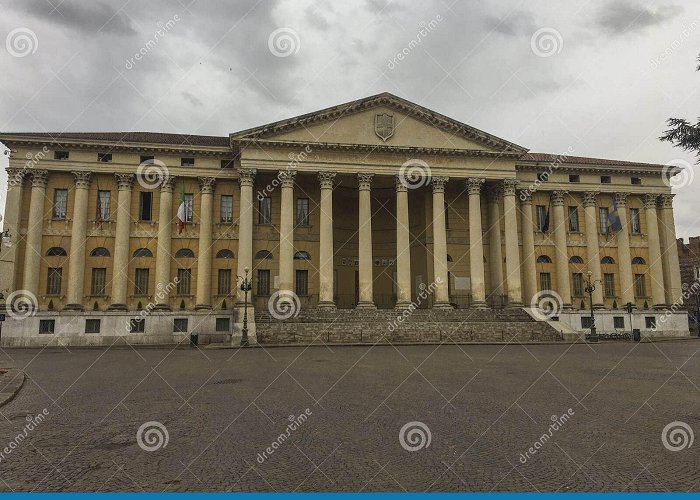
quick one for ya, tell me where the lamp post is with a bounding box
[584,270,599,342]
[238,267,252,347]
[625,301,634,341]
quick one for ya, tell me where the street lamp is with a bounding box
[584,270,599,343]
[237,266,252,347]
[625,301,634,341]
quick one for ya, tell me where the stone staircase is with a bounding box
[254,307,564,344]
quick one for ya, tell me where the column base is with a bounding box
[63,304,84,311]
[317,301,336,311]
[152,304,171,311]
[593,303,606,310]
[653,303,669,310]
[108,303,127,311]
[562,304,574,310]
[394,301,413,311]
[356,301,376,310]
[432,301,454,310]
[195,304,212,311]
[471,301,489,309]
[507,302,523,308]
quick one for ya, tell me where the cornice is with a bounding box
[516,162,671,176]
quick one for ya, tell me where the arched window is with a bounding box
[255,250,273,260]
[216,249,234,259]
[569,256,584,264]
[632,257,646,265]
[175,248,195,258]
[294,251,311,260]
[90,247,110,257]
[133,248,153,257]
[601,256,615,264]
[537,255,552,264]
[46,247,67,256]
[446,254,453,262]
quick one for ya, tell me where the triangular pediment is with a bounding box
[230,93,527,154]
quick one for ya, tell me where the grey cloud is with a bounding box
[10,0,136,35]
[594,1,683,36]
[484,10,537,37]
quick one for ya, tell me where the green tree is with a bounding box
[660,55,700,160]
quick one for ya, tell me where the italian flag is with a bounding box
[177,189,186,234]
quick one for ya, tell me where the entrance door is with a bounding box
[354,271,359,306]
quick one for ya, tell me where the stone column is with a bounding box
[395,175,412,308]
[64,172,92,310]
[551,191,573,308]
[195,177,216,310]
[614,193,635,308]
[154,175,176,310]
[643,194,666,308]
[278,170,296,294]
[318,172,336,309]
[109,173,134,310]
[236,168,256,304]
[582,191,603,308]
[503,179,522,306]
[519,190,537,304]
[486,185,504,304]
[22,170,48,299]
[467,178,487,308]
[3,168,26,294]
[357,173,376,309]
[658,194,683,305]
[431,176,451,309]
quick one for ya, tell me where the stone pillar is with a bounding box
[643,194,666,308]
[318,172,336,309]
[551,191,573,308]
[22,170,48,299]
[519,190,537,304]
[237,168,256,304]
[3,168,26,293]
[582,191,603,308]
[467,178,487,308]
[109,173,134,310]
[357,173,375,309]
[395,175,412,308]
[486,185,504,304]
[154,175,176,310]
[278,170,296,294]
[503,179,522,306]
[614,193,635,308]
[64,171,92,310]
[658,194,683,305]
[431,176,451,309]
[195,177,216,310]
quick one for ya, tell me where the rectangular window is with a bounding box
[176,269,192,295]
[47,267,62,295]
[536,205,548,232]
[140,155,154,164]
[53,189,68,219]
[218,269,232,295]
[139,192,153,221]
[569,174,580,183]
[257,269,270,296]
[220,195,233,223]
[604,273,615,297]
[258,197,272,224]
[630,208,641,234]
[134,268,149,295]
[221,159,235,169]
[645,317,656,329]
[85,319,101,334]
[601,175,611,184]
[613,316,625,329]
[173,318,188,333]
[130,318,145,333]
[54,150,69,160]
[97,190,111,221]
[634,274,646,297]
[39,320,55,334]
[91,268,107,295]
[181,157,195,167]
[539,272,551,292]
[572,273,583,296]
[216,317,230,332]
[296,198,310,226]
[97,152,112,163]
[631,177,642,185]
[296,270,309,296]
[581,317,594,329]
[184,193,194,223]
[568,206,579,232]
[599,207,609,234]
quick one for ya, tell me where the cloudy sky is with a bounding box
[1,0,699,237]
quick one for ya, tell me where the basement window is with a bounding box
[174,318,188,333]
[97,153,112,163]
[85,319,101,334]
[216,317,230,332]
[130,318,145,333]
[54,151,69,160]
[39,320,55,334]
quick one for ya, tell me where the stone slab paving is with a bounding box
[0,341,697,491]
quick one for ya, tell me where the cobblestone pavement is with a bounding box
[0,341,698,491]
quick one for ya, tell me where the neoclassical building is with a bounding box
[0,93,689,345]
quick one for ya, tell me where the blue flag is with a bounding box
[608,197,622,233]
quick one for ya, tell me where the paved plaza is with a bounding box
[0,341,698,491]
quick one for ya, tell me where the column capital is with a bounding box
[394,174,408,192]
[657,193,675,209]
[6,168,25,187]
[198,176,216,194]
[431,176,449,193]
[72,171,92,189]
[613,192,628,207]
[279,169,296,188]
[485,184,502,203]
[582,191,599,207]
[114,173,135,190]
[31,169,49,188]
[550,190,567,206]
[358,172,374,191]
[237,168,256,187]
[160,175,176,192]
[502,178,519,196]
[643,193,658,209]
[318,171,336,189]
[518,189,533,204]
[466,177,485,195]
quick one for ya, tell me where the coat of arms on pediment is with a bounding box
[374,113,394,142]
